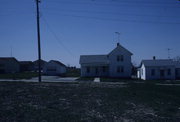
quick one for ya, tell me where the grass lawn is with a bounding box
[0,81,180,121]
[65,69,80,77]
[0,72,38,79]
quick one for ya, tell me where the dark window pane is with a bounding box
[168,69,171,75]
[86,67,90,73]
[151,69,155,76]
[121,55,124,61]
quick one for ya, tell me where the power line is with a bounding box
[50,0,180,5]
[48,0,180,8]
[45,13,180,25]
[1,7,180,19]
[42,8,180,18]
[41,16,74,57]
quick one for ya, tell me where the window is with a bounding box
[86,67,90,73]
[167,69,171,75]
[151,69,155,76]
[117,56,120,62]
[117,55,124,62]
[120,55,124,61]
[176,69,178,76]
[102,66,106,73]
[117,66,120,73]
[160,70,165,77]
[117,66,124,73]
[121,66,124,73]
[95,67,98,74]
[141,69,143,75]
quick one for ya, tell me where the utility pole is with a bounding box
[36,0,42,82]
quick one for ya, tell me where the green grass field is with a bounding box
[0,81,180,121]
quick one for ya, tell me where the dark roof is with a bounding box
[0,57,19,63]
[19,61,33,65]
[141,59,174,67]
[80,55,109,64]
[50,60,66,67]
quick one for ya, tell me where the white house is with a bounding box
[79,43,133,78]
[0,57,20,73]
[137,58,180,80]
[33,59,47,72]
[175,61,180,79]
[43,60,67,76]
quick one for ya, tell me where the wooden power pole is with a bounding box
[36,0,42,82]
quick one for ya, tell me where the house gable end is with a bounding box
[108,44,133,56]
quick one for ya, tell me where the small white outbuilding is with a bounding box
[43,60,67,76]
[137,59,178,80]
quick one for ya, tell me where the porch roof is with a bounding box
[80,55,109,64]
[82,63,109,67]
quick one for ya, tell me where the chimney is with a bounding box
[153,56,156,60]
[117,43,120,47]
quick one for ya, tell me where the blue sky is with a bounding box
[0,0,180,67]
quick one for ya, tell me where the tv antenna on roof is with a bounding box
[167,48,172,59]
[10,46,13,57]
[115,32,121,43]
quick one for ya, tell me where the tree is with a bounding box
[173,56,180,62]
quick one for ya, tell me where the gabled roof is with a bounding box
[80,55,109,64]
[141,59,174,67]
[0,57,19,63]
[108,43,133,56]
[49,60,66,67]
[79,43,132,65]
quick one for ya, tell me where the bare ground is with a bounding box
[0,81,180,122]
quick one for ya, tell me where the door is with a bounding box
[95,67,99,76]
[160,69,165,79]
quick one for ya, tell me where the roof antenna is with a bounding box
[115,32,120,44]
[167,48,172,59]
[10,46,13,57]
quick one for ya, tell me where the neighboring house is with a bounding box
[175,61,180,79]
[33,59,47,72]
[137,58,180,80]
[79,43,133,78]
[19,61,34,72]
[43,60,67,76]
[0,57,20,73]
